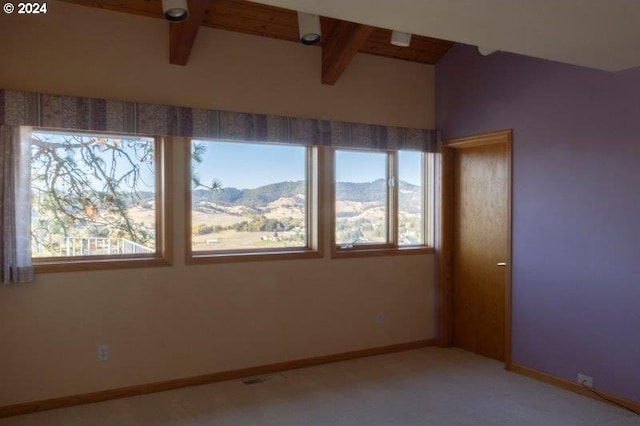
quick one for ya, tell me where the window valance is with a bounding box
[0,90,440,152]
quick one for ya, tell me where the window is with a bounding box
[188,140,319,262]
[29,129,170,270]
[398,151,425,246]
[335,151,390,246]
[333,149,433,256]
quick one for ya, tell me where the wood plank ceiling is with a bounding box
[63,0,454,85]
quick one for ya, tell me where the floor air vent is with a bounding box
[241,374,287,385]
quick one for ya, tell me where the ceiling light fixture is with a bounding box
[391,31,412,47]
[297,12,322,45]
[162,0,189,23]
[478,46,499,56]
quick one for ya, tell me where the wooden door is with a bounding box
[445,132,511,362]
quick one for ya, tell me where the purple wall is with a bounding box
[436,44,640,403]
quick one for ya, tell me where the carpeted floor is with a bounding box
[1,347,638,426]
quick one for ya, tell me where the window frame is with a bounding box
[28,127,173,273]
[330,148,434,258]
[185,139,323,264]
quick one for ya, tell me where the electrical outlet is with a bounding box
[97,344,109,362]
[577,373,593,388]
[376,311,385,324]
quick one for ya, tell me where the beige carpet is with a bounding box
[1,347,638,426]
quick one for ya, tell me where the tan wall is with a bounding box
[0,3,435,407]
[0,2,433,128]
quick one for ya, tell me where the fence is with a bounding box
[52,237,154,256]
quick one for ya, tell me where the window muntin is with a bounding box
[30,130,160,260]
[190,140,310,254]
[335,150,389,246]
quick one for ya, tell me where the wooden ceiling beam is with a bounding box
[62,0,453,66]
[321,21,374,85]
[169,0,210,66]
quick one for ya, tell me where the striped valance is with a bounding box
[0,90,439,152]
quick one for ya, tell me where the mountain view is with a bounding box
[30,133,425,257]
[186,179,423,251]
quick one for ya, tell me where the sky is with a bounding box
[30,133,422,194]
[193,141,423,189]
[192,141,306,189]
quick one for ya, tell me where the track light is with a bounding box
[391,31,412,47]
[297,12,322,45]
[478,46,499,56]
[162,0,189,23]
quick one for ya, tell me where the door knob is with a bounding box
[497,262,506,266]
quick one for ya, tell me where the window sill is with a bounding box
[186,248,323,264]
[331,246,434,259]
[33,256,171,273]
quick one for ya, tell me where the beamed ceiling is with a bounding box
[62,0,454,85]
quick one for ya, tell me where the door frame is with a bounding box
[437,129,513,368]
